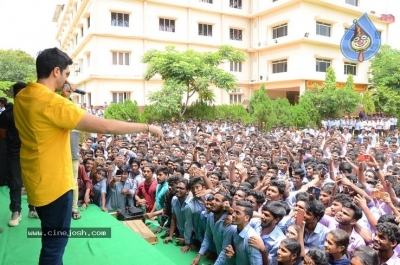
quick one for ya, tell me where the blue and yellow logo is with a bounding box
[340,13,381,62]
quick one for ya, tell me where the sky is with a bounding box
[0,0,398,58]
[0,0,63,57]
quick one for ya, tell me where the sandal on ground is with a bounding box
[151,227,163,234]
[72,211,81,220]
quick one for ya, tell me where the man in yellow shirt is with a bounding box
[14,47,162,265]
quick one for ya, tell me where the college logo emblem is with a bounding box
[340,13,381,62]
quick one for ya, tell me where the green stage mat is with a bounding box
[0,187,211,265]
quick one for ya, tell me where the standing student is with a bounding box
[0,82,38,226]
[13,47,162,265]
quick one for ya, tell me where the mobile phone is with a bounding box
[307,187,321,199]
[196,146,205,152]
[371,190,386,200]
[296,209,305,226]
[206,164,214,171]
[358,154,368,162]
[322,167,329,175]
[227,136,233,140]
[300,149,306,155]
[209,142,217,147]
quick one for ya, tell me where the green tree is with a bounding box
[370,45,400,92]
[372,86,400,116]
[339,74,361,115]
[271,98,293,127]
[104,99,140,122]
[0,49,36,100]
[142,45,246,119]
[360,90,375,114]
[248,84,274,130]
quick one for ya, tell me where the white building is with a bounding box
[53,0,395,109]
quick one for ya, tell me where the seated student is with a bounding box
[273,238,303,265]
[304,247,329,265]
[160,174,181,234]
[106,166,134,211]
[91,167,108,212]
[199,194,217,259]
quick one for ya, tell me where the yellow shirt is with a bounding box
[14,82,86,206]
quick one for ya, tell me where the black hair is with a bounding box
[280,238,301,260]
[333,193,352,205]
[296,192,310,204]
[339,162,353,174]
[167,175,181,186]
[129,158,141,167]
[215,191,233,206]
[247,189,266,205]
[177,178,189,190]
[143,163,155,173]
[174,166,185,176]
[305,200,325,221]
[12,82,26,97]
[321,183,334,194]
[242,179,256,189]
[269,180,285,195]
[235,200,254,219]
[377,214,397,225]
[306,247,329,265]
[342,201,363,221]
[155,165,169,176]
[211,170,222,181]
[83,158,94,165]
[353,246,379,265]
[375,222,400,246]
[36,48,73,79]
[262,201,286,222]
[119,165,130,173]
[188,177,205,190]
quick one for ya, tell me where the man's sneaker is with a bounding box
[28,210,39,219]
[8,212,21,227]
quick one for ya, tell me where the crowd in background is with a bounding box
[76,110,400,265]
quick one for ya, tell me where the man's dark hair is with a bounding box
[305,200,325,221]
[174,166,185,176]
[295,192,310,204]
[247,189,266,205]
[129,158,141,167]
[155,165,169,176]
[12,82,26,97]
[188,177,205,190]
[236,200,254,219]
[262,201,286,222]
[215,191,233,206]
[375,222,400,247]
[177,178,189,190]
[167,175,181,186]
[36,48,73,79]
[240,181,253,189]
[377,214,397,225]
[342,201,363,221]
[0,97,7,105]
[333,193,352,205]
[210,170,222,180]
[190,161,201,169]
[269,180,285,195]
[82,158,94,165]
[143,163,155,173]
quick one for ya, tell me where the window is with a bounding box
[75,35,78,45]
[316,58,331,72]
[81,27,84,37]
[112,92,130,103]
[229,0,242,9]
[230,28,242,41]
[112,52,130,65]
[272,0,279,2]
[230,94,242,104]
[111,12,129,27]
[345,0,358,6]
[199,24,212,37]
[199,0,213,3]
[159,18,175,32]
[344,63,357,75]
[87,16,90,28]
[272,60,287,73]
[230,61,242,72]
[316,22,331,37]
[272,24,287,39]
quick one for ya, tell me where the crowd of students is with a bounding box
[77,117,400,265]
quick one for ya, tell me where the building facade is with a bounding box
[53,0,395,109]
